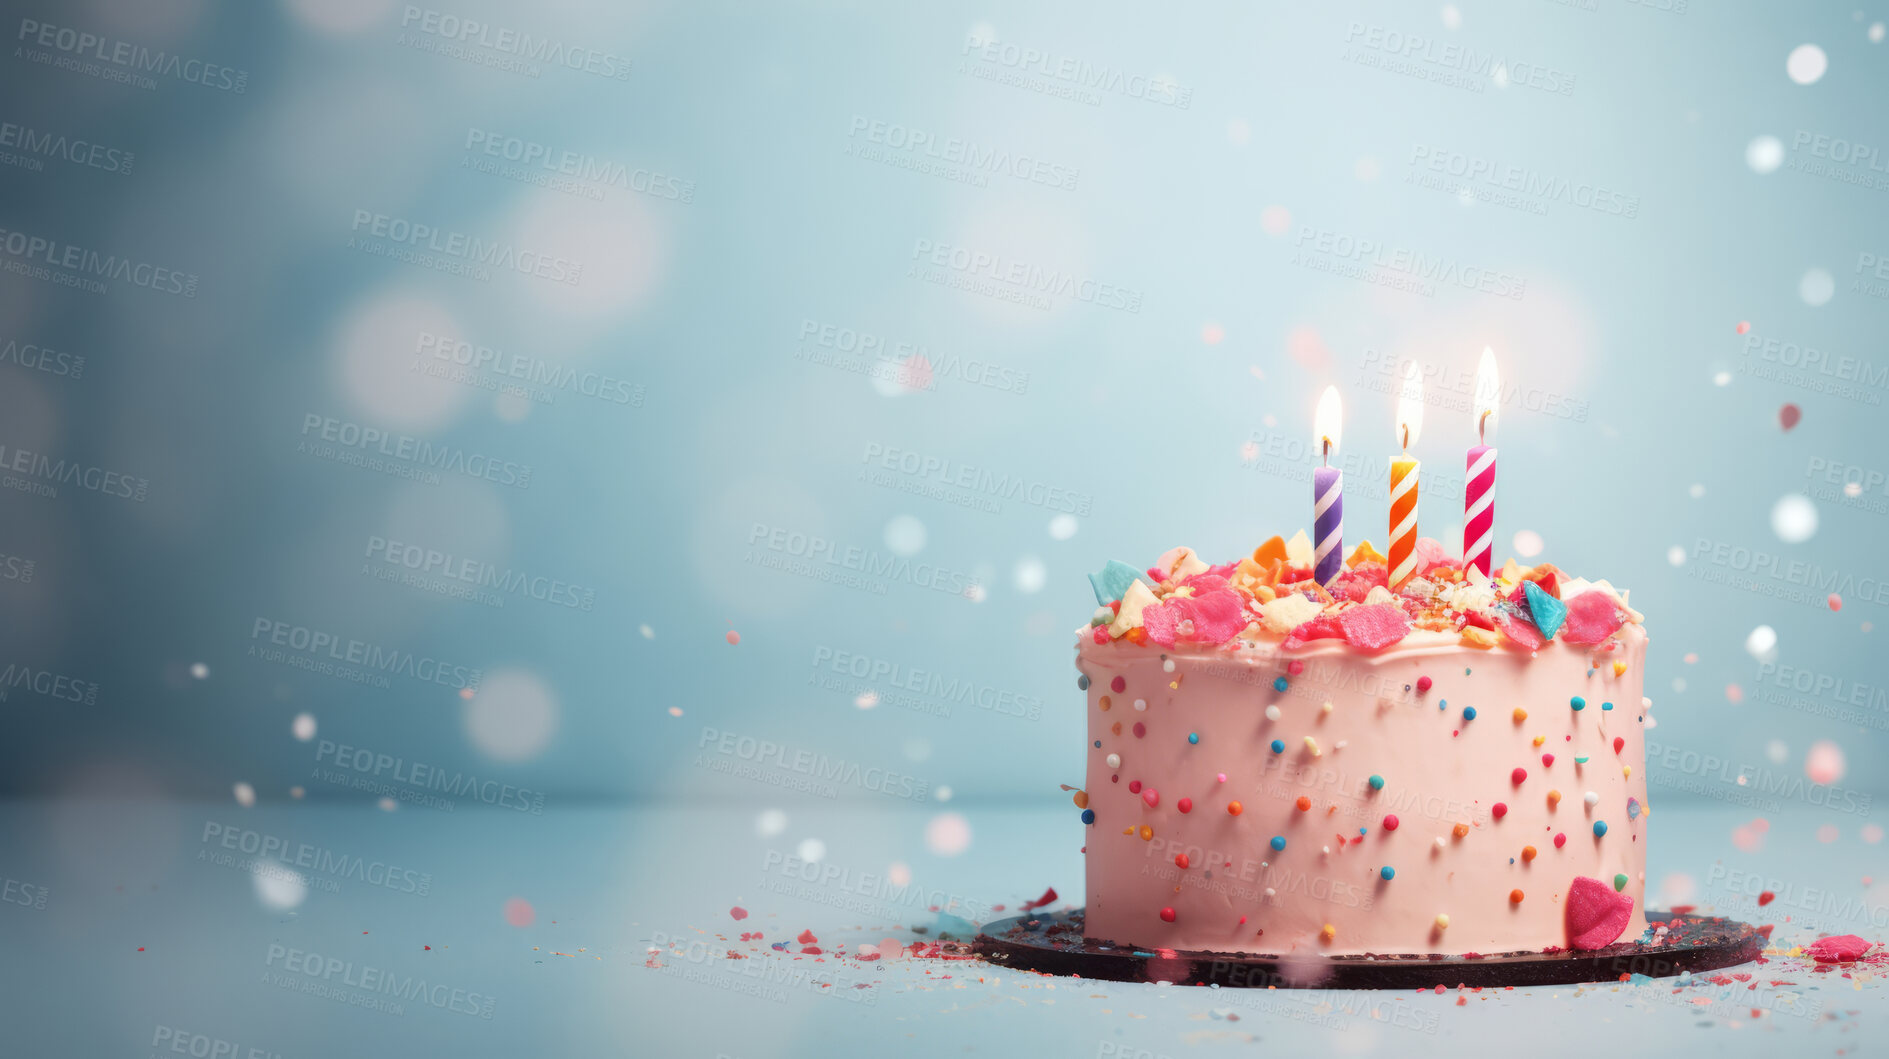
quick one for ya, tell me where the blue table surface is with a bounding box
[1,797,1881,1058]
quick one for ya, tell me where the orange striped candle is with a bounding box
[1389,361,1424,587]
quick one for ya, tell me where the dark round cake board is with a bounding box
[973,908,1763,989]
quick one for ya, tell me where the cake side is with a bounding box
[1072,536,1651,957]
[1079,630,1649,956]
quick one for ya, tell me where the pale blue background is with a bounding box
[1,2,1886,1055]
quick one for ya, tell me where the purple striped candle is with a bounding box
[1314,466,1344,585]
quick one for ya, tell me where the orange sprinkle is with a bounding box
[1320,923,1336,941]
[1452,823,1469,838]
[1228,801,1244,816]
[1510,889,1525,903]
[1072,791,1089,809]
[1296,796,1312,812]
[1139,825,1153,841]
[1547,790,1562,806]
[1099,695,1112,711]
[1512,708,1528,723]
[1522,846,1537,862]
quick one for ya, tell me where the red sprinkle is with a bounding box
[1177,797,1193,813]
[1416,675,1433,693]
[1129,780,1142,794]
[1542,753,1554,767]
[1511,768,1528,785]
[730,906,749,920]
[1159,907,1177,923]
[1492,803,1508,819]
[1175,853,1190,869]
[1287,660,1305,675]
[1758,891,1776,907]
[1111,676,1127,693]
[1383,814,1400,831]
[1142,788,1160,809]
[1133,722,1146,739]
[1553,833,1566,848]
[1614,737,1625,753]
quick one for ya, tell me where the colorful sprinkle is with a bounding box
[1229,801,1244,816]
[1175,853,1189,869]
[1511,768,1527,785]
[1574,755,1589,764]
[1287,660,1305,675]
[1106,753,1121,769]
[1368,774,1386,791]
[1548,790,1562,806]
[1273,676,1289,692]
[1613,737,1625,753]
[1110,676,1126,693]
[1512,707,1527,722]
[1380,865,1396,880]
[1072,791,1089,809]
[1542,753,1554,767]
[1613,874,1629,892]
[1320,923,1335,941]
[1626,797,1640,820]
[1492,803,1508,819]
[1521,845,1537,862]
[1081,809,1095,824]
[1601,701,1614,711]
[1187,732,1199,744]
[1139,825,1153,841]
[1132,722,1146,738]
[1270,835,1286,850]
[1077,674,1090,691]
[1434,914,1450,930]
[1304,736,1322,757]
[1264,705,1282,722]
[1383,814,1400,831]
[1463,706,1477,720]
[1592,821,1608,836]
[1452,823,1469,838]
[1571,696,1586,711]
[1416,675,1433,693]
[1142,788,1160,808]
[1098,695,1112,711]
[1159,906,1176,923]
[1177,797,1193,813]
[1133,699,1147,711]
[1583,791,1599,808]
[1554,832,1567,848]
[1270,739,1286,754]
[1510,889,1525,903]
[1296,796,1312,811]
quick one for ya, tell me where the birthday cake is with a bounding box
[1072,534,1650,958]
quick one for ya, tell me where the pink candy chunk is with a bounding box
[1337,603,1412,652]
[1806,933,1872,963]
[1283,614,1344,651]
[1493,607,1546,652]
[1565,875,1635,950]
[1560,591,1629,645]
[1142,584,1246,647]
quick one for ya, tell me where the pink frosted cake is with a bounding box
[1073,534,1650,958]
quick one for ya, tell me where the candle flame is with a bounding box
[1473,347,1500,443]
[1395,360,1423,450]
[1314,385,1343,460]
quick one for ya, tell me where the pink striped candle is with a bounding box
[1463,348,1499,577]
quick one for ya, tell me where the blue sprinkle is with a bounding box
[1439,699,1448,709]
[1273,676,1289,692]
[1271,739,1286,754]
[1270,836,1287,851]
[1593,820,1608,837]
[1602,701,1614,711]
[1571,695,1586,711]
[1380,866,1395,881]
[1081,809,1095,825]
[1463,706,1478,720]
[1094,740,1102,748]
[1077,674,1091,691]
[1187,732,1200,745]
[1368,774,1385,790]
[1465,667,1472,675]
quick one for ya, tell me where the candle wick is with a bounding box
[1400,424,1409,452]
[1321,437,1330,466]
[1478,409,1490,444]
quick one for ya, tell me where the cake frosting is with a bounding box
[1072,533,1651,958]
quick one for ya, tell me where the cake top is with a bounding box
[1082,533,1641,655]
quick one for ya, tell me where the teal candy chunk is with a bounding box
[1523,580,1568,640]
[1089,559,1145,605]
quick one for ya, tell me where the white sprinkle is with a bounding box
[1265,705,1282,722]
[1320,701,1334,715]
[1434,837,1446,850]
[1162,659,1176,673]
[1264,887,1276,898]
[1106,753,1121,769]
[1133,699,1147,712]
[1583,791,1600,808]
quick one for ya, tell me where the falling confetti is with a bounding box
[1806,741,1846,785]
[926,812,973,856]
[1201,323,1225,345]
[1786,43,1828,85]
[797,837,827,862]
[190,663,210,680]
[725,630,741,645]
[504,897,535,927]
[1778,403,1801,430]
[232,782,256,808]
[755,809,787,837]
[1735,320,1751,334]
[854,690,879,710]
[639,624,655,639]
[1512,530,1544,558]
[1745,625,1777,661]
[1829,594,1843,611]
[1771,494,1818,542]
[291,713,317,742]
